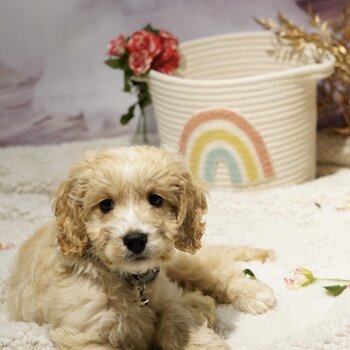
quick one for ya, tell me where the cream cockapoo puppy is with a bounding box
[6,146,275,349]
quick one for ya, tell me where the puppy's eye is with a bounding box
[99,199,114,213]
[148,194,163,207]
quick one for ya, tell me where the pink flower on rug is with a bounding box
[0,242,15,251]
[285,266,350,296]
[284,267,316,289]
[108,35,127,57]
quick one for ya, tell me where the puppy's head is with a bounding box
[53,146,207,273]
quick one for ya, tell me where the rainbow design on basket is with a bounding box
[179,109,275,186]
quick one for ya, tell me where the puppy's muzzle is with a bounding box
[123,232,148,255]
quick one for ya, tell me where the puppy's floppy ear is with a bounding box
[53,174,89,257]
[174,167,207,254]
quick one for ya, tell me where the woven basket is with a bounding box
[148,32,334,189]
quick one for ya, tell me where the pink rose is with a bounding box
[127,30,161,58]
[160,38,179,62]
[128,50,152,75]
[152,48,180,74]
[151,29,180,74]
[108,35,127,57]
[158,30,179,45]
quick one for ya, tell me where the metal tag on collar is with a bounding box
[139,294,149,306]
[137,282,149,306]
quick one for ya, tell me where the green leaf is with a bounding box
[119,54,129,68]
[124,70,133,92]
[130,81,152,110]
[324,285,348,296]
[138,94,151,108]
[143,23,159,35]
[139,98,151,110]
[120,104,136,125]
[105,52,129,69]
[105,58,123,69]
[243,269,257,280]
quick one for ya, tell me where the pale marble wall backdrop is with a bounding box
[0,0,308,146]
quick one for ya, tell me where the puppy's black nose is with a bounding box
[123,232,148,255]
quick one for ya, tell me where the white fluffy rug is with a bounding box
[1,136,350,349]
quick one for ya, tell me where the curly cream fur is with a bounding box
[6,146,275,349]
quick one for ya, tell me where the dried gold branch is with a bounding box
[255,5,350,134]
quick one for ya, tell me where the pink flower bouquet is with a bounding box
[105,24,180,142]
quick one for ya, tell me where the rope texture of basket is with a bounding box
[149,32,334,189]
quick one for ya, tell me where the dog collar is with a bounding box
[122,267,160,288]
[86,250,160,306]
[121,267,160,306]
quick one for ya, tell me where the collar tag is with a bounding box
[139,286,150,306]
[122,267,160,306]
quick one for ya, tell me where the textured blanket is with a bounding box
[1,136,350,350]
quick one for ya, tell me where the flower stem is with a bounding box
[131,76,148,84]
[131,111,148,145]
[141,109,148,144]
[317,278,350,283]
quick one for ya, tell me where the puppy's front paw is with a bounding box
[185,326,229,350]
[229,279,276,315]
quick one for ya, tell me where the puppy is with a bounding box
[6,146,275,349]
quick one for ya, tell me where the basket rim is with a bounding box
[149,31,335,87]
